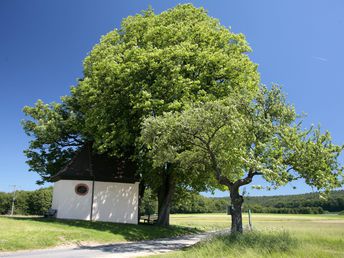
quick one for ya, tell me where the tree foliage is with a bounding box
[27,188,53,215]
[22,99,85,183]
[139,187,158,216]
[143,85,343,192]
[0,188,52,215]
[20,4,341,231]
[72,4,259,156]
[141,85,344,231]
[22,4,260,226]
[22,4,259,189]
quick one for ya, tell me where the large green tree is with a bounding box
[23,4,260,226]
[141,85,344,232]
[69,4,259,225]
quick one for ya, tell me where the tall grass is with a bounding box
[219,230,297,253]
[153,230,297,258]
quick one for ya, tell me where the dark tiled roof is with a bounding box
[50,144,138,183]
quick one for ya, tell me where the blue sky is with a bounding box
[0,0,343,196]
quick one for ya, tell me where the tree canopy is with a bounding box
[141,85,344,231]
[23,4,259,179]
[72,4,259,155]
[71,5,261,225]
[21,4,343,231]
[22,4,260,225]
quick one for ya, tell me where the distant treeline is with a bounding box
[0,188,52,215]
[240,191,344,214]
[140,189,344,215]
[170,190,344,215]
[1,187,343,215]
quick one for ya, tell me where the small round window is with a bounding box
[75,184,89,196]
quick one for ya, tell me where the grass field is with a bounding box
[161,213,344,258]
[0,213,343,257]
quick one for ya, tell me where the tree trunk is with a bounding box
[157,167,175,226]
[229,186,244,233]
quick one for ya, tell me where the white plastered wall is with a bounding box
[93,181,139,224]
[52,180,92,220]
[52,180,139,224]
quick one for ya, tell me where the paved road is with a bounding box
[0,231,227,258]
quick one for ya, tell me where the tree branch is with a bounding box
[207,121,228,144]
[234,168,259,187]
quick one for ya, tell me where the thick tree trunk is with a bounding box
[157,168,175,226]
[229,186,244,233]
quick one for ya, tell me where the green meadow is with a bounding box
[0,213,343,258]
[164,213,344,258]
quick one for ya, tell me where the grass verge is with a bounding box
[0,216,200,251]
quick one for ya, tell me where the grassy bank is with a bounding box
[0,216,199,251]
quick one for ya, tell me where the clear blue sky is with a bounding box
[0,0,343,196]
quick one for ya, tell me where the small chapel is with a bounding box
[50,144,140,224]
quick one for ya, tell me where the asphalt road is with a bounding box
[0,231,226,258]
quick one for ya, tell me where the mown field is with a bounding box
[0,213,343,258]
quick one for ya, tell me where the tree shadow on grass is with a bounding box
[6,216,202,242]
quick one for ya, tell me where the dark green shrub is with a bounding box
[27,188,53,215]
[0,192,11,214]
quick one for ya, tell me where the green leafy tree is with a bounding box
[141,85,343,232]
[22,4,261,226]
[27,188,53,215]
[0,192,11,214]
[69,4,259,225]
[12,191,31,215]
[22,99,85,184]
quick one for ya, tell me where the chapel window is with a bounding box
[75,184,89,196]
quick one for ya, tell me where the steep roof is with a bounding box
[50,144,138,183]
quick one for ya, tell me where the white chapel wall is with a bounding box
[52,180,139,224]
[52,180,92,220]
[93,181,139,224]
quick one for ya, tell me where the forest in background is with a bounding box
[170,190,344,215]
[1,187,343,216]
[0,188,52,215]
